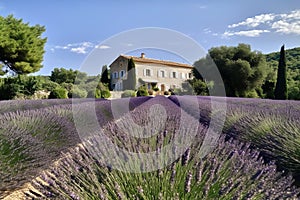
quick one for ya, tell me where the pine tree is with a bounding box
[274,45,288,100]
[0,15,47,75]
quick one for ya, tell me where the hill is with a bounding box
[265,47,300,70]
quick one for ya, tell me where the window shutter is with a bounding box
[157,70,160,77]
[176,72,178,78]
[143,69,146,76]
[181,72,185,79]
[150,69,153,76]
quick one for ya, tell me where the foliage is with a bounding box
[101,90,111,98]
[121,90,136,98]
[0,75,44,100]
[193,44,267,97]
[136,86,149,96]
[100,65,110,86]
[69,85,87,98]
[189,79,208,95]
[265,47,300,100]
[48,87,68,99]
[0,15,47,75]
[274,45,288,100]
[96,82,111,98]
[50,68,87,84]
[123,58,136,90]
[153,86,159,92]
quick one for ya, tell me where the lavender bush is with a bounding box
[0,97,151,198]
[22,96,299,199]
[169,95,300,185]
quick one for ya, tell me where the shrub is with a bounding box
[42,80,60,92]
[137,86,149,97]
[153,87,159,92]
[69,86,87,98]
[87,90,95,98]
[121,90,136,98]
[101,90,111,98]
[49,87,68,99]
[245,90,259,98]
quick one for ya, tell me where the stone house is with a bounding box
[109,53,193,91]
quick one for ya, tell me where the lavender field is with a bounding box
[1,96,300,199]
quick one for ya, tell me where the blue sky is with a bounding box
[0,0,299,75]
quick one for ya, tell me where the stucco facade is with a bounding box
[109,53,193,91]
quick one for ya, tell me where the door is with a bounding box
[161,84,165,92]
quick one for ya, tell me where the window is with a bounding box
[188,73,192,79]
[146,69,151,76]
[172,71,177,78]
[113,71,118,79]
[119,70,125,78]
[158,70,166,78]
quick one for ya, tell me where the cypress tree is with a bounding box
[100,65,110,85]
[274,45,288,100]
[124,58,136,90]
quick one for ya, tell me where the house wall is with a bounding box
[135,63,192,91]
[109,56,193,91]
[110,57,128,91]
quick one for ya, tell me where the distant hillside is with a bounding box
[265,47,300,70]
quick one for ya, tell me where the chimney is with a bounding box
[141,53,145,58]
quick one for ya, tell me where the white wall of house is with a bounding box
[109,56,193,91]
[135,63,192,91]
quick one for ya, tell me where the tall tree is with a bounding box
[193,44,267,97]
[274,45,288,100]
[100,65,110,85]
[0,15,47,75]
[124,58,136,90]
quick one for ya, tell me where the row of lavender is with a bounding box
[169,95,300,185]
[25,96,299,199]
[0,96,151,198]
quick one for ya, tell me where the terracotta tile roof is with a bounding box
[120,55,193,69]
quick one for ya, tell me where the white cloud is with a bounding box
[223,9,300,38]
[95,45,111,49]
[223,30,270,37]
[203,28,212,34]
[272,20,300,34]
[271,10,300,34]
[54,41,94,54]
[280,10,300,20]
[70,47,86,54]
[228,13,275,28]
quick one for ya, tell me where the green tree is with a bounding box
[274,45,288,100]
[50,68,87,84]
[0,15,47,75]
[193,44,267,97]
[100,65,110,85]
[49,87,68,99]
[123,58,136,90]
[96,82,111,98]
